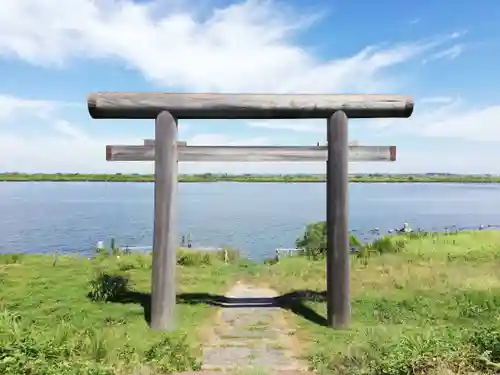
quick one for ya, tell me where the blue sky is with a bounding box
[1,0,499,174]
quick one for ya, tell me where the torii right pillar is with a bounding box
[326,110,350,328]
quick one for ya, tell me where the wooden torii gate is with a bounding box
[88,92,413,331]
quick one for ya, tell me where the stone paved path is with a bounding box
[201,281,307,373]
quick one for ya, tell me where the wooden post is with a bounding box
[150,111,178,331]
[326,110,350,328]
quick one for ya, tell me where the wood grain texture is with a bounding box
[105,145,396,162]
[88,92,414,119]
[144,139,187,146]
[150,111,178,331]
[326,110,350,329]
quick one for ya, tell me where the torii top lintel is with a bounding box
[87,92,414,120]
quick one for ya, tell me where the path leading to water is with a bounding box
[201,282,308,373]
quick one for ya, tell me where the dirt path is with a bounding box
[201,281,307,373]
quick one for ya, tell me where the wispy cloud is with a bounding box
[382,96,500,142]
[0,95,59,121]
[422,44,464,64]
[419,103,500,142]
[53,120,90,140]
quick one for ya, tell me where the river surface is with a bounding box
[1,182,499,261]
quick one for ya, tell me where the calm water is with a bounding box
[1,182,500,261]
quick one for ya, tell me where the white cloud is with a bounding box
[0,95,294,173]
[0,94,384,174]
[0,95,60,121]
[0,98,139,173]
[376,95,500,143]
[419,104,500,142]
[422,44,464,64]
[3,112,500,174]
[0,125,300,174]
[53,119,91,140]
[3,92,500,174]
[0,134,110,173]
[0,0,465,93]
[0,125,135,173]
[0,1,483,173]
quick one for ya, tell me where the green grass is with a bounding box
[0,249,245,374]
[2,172,500,183]
[2,232,500,374]
[252,231,500,375]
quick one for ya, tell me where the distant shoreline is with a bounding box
[1,173,500,183]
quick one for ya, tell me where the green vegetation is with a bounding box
[2,172,500,183]
[0,247,244,375]
[256,230,500,374]
[2,230,500,374]
[295,220,362,259]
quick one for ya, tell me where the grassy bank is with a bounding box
[0,248,244,375]
[2,232,500,374]
[1,172,500,183]
[254,231,500,374]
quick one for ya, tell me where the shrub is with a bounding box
[88,272,130,302]
[0,253,25,264]
[0,311,116,375]
[469,324,500,367]
[357,236,407,258]
[176,247,239,266]
[295,221,362,259]
[91,245,239,267]
[144,334,201,373]
[309,328,473,375]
